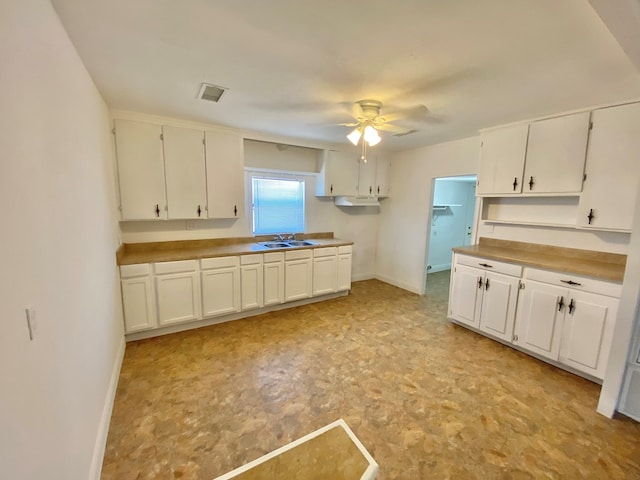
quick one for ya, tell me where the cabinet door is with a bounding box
[285,258,313,301]
[162,125,207,219]
[313,255,338,296]
[478,272,520,342]
[316,150,359,196]
[477,124,528,195]
[449,264,483,328]
[121,277,157,333]
[523,112,590,194]
[337,251,352,291]
[205,129,244,219]
[241,263,264,310]
[155,272,201,326]
[201,266,241,317]
[375,156,391,197]
[357,156,377,197]
[577,102,640,231]
[514,281,565,361]
[114,119,166,220]
[264,260,285,306]
[559,291,618,379]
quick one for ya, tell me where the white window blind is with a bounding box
[252,176,305,235]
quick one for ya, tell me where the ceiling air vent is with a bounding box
[198,83,227,103]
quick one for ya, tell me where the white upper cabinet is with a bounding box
[357,156,377,198]
[316,150,359,196]
[477,124,529,195]
[523,112,590,194]
[162,125,207,219]
[205,129,245,219]
[375,156,391,197]
[577,102,640,231]
[114,119,167,220]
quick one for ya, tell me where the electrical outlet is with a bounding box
[25,308,37,341]
[185,220,196,230]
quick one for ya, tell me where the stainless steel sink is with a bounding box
[261,242,290,248]
[259,240,317,249]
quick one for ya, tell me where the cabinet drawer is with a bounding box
[313,247,337,258]
[338,245,353,255]
[455,254,522,277]
[120,263,151,278]
[524,268,622,297]
[200,256,239,270]
[264,252,284,263]
[240,254,263,265]
[154,260,198,275]
[285,249,312,261]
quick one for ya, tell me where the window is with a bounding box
[252,175,305,235]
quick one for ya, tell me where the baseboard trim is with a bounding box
[374,274,422,294]
[427,264,451,274]
[89,336,126,480]
[352,273,375,282]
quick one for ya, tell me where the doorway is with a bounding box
[425,175,477,293]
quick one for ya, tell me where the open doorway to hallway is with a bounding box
[425,175,477,294]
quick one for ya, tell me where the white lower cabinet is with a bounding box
[120,264,157,333]
[313,247,338,296]
[263,252,285,306]
[154,260,201,326]
[201,256,241,317]
[449,255,521,342]
[240,254,264,311]
[337,245,353,291]
[121,244,353,337]
[285,249,313,302]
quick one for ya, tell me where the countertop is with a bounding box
[453,238,627,283]
[116,232,353,266]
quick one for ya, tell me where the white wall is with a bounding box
[120,138,380,280]
[0,1,124,479]
[376,137,481,293]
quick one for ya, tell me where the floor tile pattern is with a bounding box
[102,272,640,479]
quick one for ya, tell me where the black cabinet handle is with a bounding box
[568,299,576,314]
[369,186,373,195]
[197,205,201,217]
[587,209,594,225]
[485,278,490,290]
[155,204,160,217]
[561,279,582,286]
[377,186,380,194]
[330,184,333,194]
[233,205,238,216]
[512,177,518,191]
[558,296,565,312]
[478,277,483,289]
[478,263,493,268]
[529,176,535,190]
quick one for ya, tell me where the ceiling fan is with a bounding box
[335,99,429,160]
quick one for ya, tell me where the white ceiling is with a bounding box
[51,0,640,151]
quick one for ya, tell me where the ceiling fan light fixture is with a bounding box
[363,125,381,146]
[347,128,362,146]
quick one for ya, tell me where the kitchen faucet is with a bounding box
[273,233,294,241]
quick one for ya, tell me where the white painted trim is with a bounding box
[89,336,126,480]
[212,418,378,480]
[375,274,422,295]
[352,273,375,282]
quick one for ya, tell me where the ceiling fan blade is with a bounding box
[375,123,413,135]
[380,104,430,123]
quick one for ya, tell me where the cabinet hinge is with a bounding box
[589,121,593,130]
[118,205,122,212]
[111,127,116,135]
[480,141,484,148]
[583,173,587,182]
[519,281,525,289]
[160,133,164,141]
[513,334,519,342]
[203,138,206,145]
